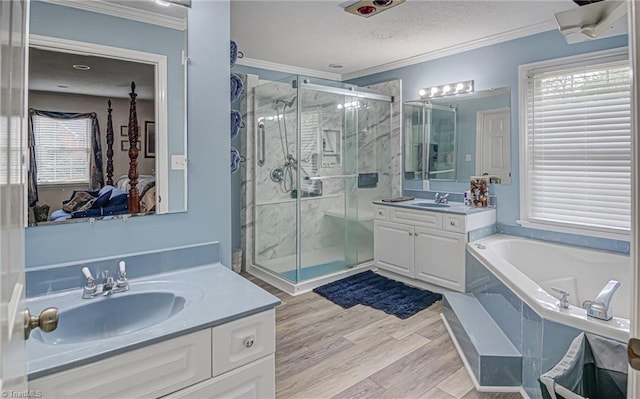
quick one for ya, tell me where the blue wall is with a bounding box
[26,0,231,267]
[348,30,628,226]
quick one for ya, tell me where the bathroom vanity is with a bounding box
[27,262,280,398]
[373,200,496,291]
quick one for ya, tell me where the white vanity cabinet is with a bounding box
[29,309,276,399]
[374,204,495,291]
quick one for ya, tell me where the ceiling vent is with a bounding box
[344,0,405,18]
[555,0,627,44]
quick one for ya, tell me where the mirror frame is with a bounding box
[28,34,170,221]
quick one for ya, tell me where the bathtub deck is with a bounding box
[243,272,523,399]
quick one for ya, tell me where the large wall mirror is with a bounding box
[404,87,511,184]
[27,0,188,227]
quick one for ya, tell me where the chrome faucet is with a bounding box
[435,192,449,204]
[551,287,570,309]
[585,280,620,321]
[81,261,129,299]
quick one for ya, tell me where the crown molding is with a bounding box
[236,57,342,81]
[342,20,558,80]
[38,0,187,31]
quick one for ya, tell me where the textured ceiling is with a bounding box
[29,48,155,100]
[230,0,579,78]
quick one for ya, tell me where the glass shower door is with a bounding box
[296,79,359,280]
[253,77,300,282]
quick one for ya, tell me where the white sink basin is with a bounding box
[32,292,185,345]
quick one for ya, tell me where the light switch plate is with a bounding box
[465,154,472,162]
[422,180,430,191]
[171,155,187,170]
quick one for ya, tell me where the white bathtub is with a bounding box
[468,234,631,342]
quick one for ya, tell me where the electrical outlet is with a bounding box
[422,180,430,191]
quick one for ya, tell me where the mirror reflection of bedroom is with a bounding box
[27,47,156,226]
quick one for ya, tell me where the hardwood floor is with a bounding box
[243,273,523,399]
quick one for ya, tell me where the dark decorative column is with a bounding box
[106,99,114,186]
[127,82,140,214]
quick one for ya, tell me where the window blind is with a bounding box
[33,115,91,185]
[525,58,631,233]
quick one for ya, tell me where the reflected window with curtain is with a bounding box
[28,109,103,208]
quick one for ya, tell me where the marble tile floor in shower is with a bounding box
[243,273,523,399]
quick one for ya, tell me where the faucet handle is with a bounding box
[551,287,570,308]
[116,261,129,288]
[81,267,95,286]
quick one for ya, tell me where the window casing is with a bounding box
[519,48,631,238]
[33,114,92,185]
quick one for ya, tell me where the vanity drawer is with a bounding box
[211,309,275,377]
[374,206,390,220]
[162,354,275,399]
[29,329,212,399]
[442,214,465,233]
[391,208,442,229]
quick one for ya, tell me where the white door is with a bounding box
[0,0,28,392]
[476,108,510,183]
[373,220,414,277]
[628,1,640,397]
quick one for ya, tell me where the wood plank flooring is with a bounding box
[243,273,523,399]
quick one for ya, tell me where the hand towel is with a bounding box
[230,40,238,66]
[231,147,241,173]
[231,73,244,102]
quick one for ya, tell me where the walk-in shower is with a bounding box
[246,75,394,291]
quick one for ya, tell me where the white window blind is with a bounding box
[523,56,631,234]
[33,115,92,185]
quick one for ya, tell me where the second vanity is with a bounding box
[26,252,280,399]
[373,199,496,291]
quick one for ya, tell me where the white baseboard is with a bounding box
[246,262,373,296]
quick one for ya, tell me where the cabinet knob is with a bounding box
[408,232,413,236]
[243,336,255,348]
[450,221,456,226]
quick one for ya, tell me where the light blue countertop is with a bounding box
[26,264,281,380]
[373,199,496,215]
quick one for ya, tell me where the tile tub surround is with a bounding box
[464,247,620,399]
[496,222,630,254]
[26,242,220,298]
[26,263,281,380]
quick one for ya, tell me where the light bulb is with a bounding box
[442,85,451,94]
[418,89,426,97]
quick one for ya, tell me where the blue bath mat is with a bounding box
[313,270,442,319]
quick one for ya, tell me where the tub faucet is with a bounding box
[551,287,570,309]
[586,280,620,321]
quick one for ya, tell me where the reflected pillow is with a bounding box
[92,190,112,209]
[107,193,128,207]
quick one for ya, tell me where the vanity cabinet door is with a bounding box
[414,227,466,291]
[374,220,415,277]
[29,329,212,399]
[162,354,275,399]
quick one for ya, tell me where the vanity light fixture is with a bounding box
[344,0,405,18]
[419,80,474,99]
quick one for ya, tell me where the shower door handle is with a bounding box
[306,174,358,180]
[258,122,265,167]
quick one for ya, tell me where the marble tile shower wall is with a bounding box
[466,251,583,399]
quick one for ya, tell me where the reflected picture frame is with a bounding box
[145,121,155,158]
[121,140,141,151]
[120,125,128,137]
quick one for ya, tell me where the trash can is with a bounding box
[539,332,627,399]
